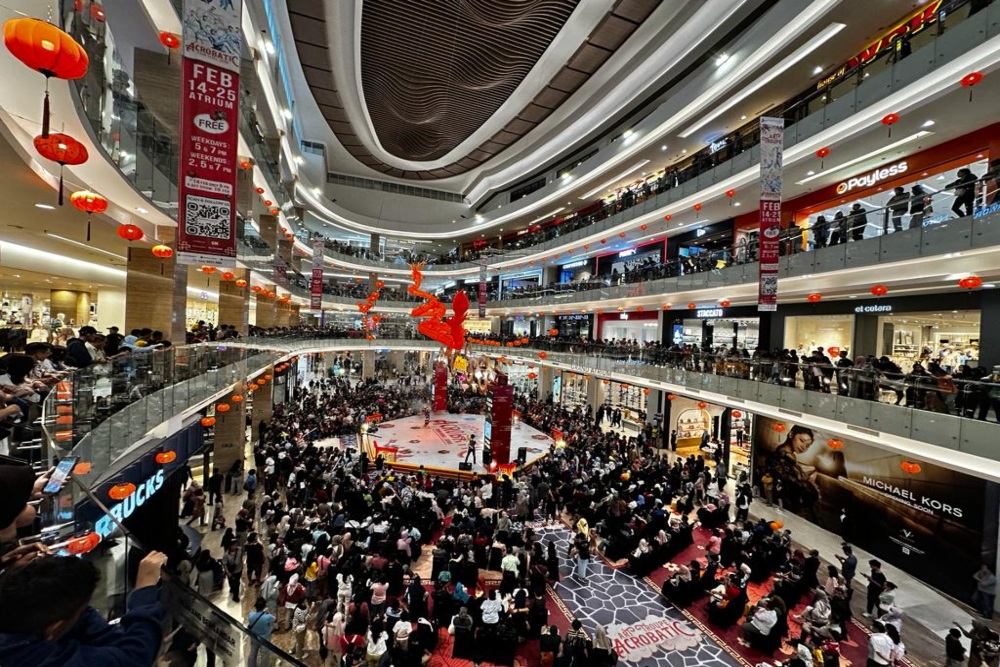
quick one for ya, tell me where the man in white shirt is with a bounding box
[480,590,503,625]
[867,621,894,666]
[739,599,777,645]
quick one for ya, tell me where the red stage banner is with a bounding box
[758,116,784,311]
[310,238,325,309]
[176,0,243,267]
[488,375,513,465]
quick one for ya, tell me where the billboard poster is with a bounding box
[757,117,784,311]
[478,263,488,318]
[176,0,243,267]
[310,239,324,309]
[752,416,998,599]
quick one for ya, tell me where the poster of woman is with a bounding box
[752,417,998,599]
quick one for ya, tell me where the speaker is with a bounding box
[517,447,528,465]
[482,449,492,466]
[458,462,473,471]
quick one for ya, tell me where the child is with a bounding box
[945,627,966,667]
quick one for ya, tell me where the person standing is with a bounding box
[570,532,591,583]
[862,560,887,618]
[248,597,277,667]
[867,621,894,667]
[836,544,858,601]
[909,185,928,228]
[464,434,477,465]
[973,564,998,619]
[886,187,910,233]
[208,468,225,506]
[245,532,265,586]
[223,542,244,603]
[848,203,869,241]
[948,168,978,218]
[946,627,967,667]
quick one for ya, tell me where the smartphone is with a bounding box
[42,456,79,495]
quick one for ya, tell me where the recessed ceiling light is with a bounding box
[622,129,634,139]
[849,295,857,299]
[35,203,55,210]
[135,206,149,214]
[812,65,823,75]
[661,145,667,151]
[807,170,815,176]
[682,149,687,154]
[715,53,729,66]
[922,120,935,128]
[740,115,747,120]
[734,202,741,207]
[13,274,20,278]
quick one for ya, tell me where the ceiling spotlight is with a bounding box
[922,119,935,127]
[715,53,730,66]
[812,65,823,75]
[806,170,815,176]
[135,206,149,214]
[622,129,634,139]
[661,145,667,151]
[740,115,747,120]
[35,203,55,210]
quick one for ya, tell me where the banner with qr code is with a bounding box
[176,0,243,267]
[310,239,324,309]
[758,117,784,312]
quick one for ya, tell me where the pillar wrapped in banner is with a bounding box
[433,361,448,411]
[486,372,513,465]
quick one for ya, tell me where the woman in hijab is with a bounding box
[450,606,474,660]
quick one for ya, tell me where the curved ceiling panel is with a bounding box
[360,0,579,161]
[288,0,659,179]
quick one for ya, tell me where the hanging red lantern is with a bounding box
[151,244,173,259]
[666,394,677,400]
[158,31,179,63]
[639,224,648,231]
[696,401,707,409]
[600,238,607,244]
[3,18,89,138]
[687,302,697,309]
[220,271,235,281]
[870,284,888,297]
[719,299,730,307]
[36,134,89,206]
[806,293,822,303]
[108,482,136,500]
[264,374,272,380]
[827,438,843,450]
[662,304,670,310]
[642,388,650,395]
[527,372,537,380]
[636,306,644,312]
[900,460,921,474]
[815,146,830,169]
[772,423,787,432]
[239,157,253,170]
[663,214,672,221]
[255,186,265,194]
[69,189,106,240]
[252,285,263,293]
[538,352,547,360]
[881,113,899,137]
[731,410,742,419]
[155,451,177,464]
[959,275,983,290]
[548,328,559,336]
[618,232,626,238]
[235,278,248,288]
[216,403,231,413]
[248,383,259,391]
[231,394,244,403]
[200,416,216,427]
[200,265,217,275]
[116,224,143,242]
[263,199,272,207]
[961,71,983,100]
[693,203,703,212]
[270,207,280,216]
[725,189,736,199]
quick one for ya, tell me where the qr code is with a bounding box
[760,275,778,295]
[184,195,231,240]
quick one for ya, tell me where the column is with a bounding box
[290,304,301,326]
[95,287,126,330]
[275,300,290,327]
[218,269,249,335]
[249,373,273,445]
[853,314,881,358]
[370,233,381,259]
[538,365,554,401]
[979,290,1000,369]
[212,384,247,476]
[362,350,375,379]
[259,214,278,251]
[255,285,276,328]
[50,289,91,329]
[124,227,188,343]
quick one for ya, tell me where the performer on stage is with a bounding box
[465,434,477,464]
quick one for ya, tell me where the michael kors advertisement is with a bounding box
[752,417,998,599]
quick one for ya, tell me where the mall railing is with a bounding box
[469,339,1000,459]
[489,185,1000,309]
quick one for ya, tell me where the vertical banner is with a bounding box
[758,116,784,312]
[433,361,448,412]
[310,239,325,309]
[478,263,487,318]
[176,0,243,267]
[274,263,288,289]
[489,374,513,465]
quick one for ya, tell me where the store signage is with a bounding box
[500,270,541,281]
[974,203,1000,219]
[618,248,637,258]
[562,259,588,269]
[855,304,893,313]
[478,264,487,318]
[94,470,166,539]
[310,239,324,309]
[709,138,728,154]
[176,0,243,267]
[835,161,908,194]
[557,314,590,321]
[696,308,724,318]
[758,117,784,312]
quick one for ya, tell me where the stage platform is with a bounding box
[364,412,553,479]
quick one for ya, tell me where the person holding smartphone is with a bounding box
[0,551,169,666]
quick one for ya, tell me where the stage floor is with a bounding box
[366,412,552,474]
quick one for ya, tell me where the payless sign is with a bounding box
[835,161,908,195]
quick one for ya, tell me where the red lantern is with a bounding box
[108,482,136,500]
[231,394,244,403]
[881,113,899,137]
[900,460,921,474]
[255,186,265,194]
[806,293,822,303]
[200,416,216,427]
[270,207,280,216]
[815,146,830,169]
[600,238,607,244]
[693,203,703,212]
[263,199,272,207]
[69,190,106,240]
[36,134,89,205]
[527,372,538,380]
[218,271,234,282]
[639,224,648,231]
[696,401,707,409]
[200,265,217,275]
[827,438,843,450]
[687,302,697,309]
[666,394,677,400]
[151,244,173,259]
[216,403,231,413]
[642,388,650,395]
[158,31,180,51]
[663,214,672,221]
[959,275,983,290]
[828,347,841,358]
[248,383,259,391]
[636,306,644,312]
[252,285,263,293]
[538,352,547,360]
[870,284,888,297]
[662,304,670,310]
[725,189,736,199]
[731,410,742,419]
[719,299,730,307]
[548,328,559,336]
[4,18,89,137]
[264,374,272,380]
[772,423,786,432]
[618,232,626,238]
[239,157,253,170]
[235,278,248,287]
[155,450,177,464]
[961,71,983,100]
[116,224,143,242]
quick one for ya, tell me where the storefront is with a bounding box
[558,258,596,284]
[597,310,659,343]
[554,314,591,339]
[787,124,998,243]
[498,270,542,299]
[596,240,665,283]
[784,314,855,356]
[501,315,539,338]
[665,219,735,265]
[666,305,760,351]
[600,379,648,432]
